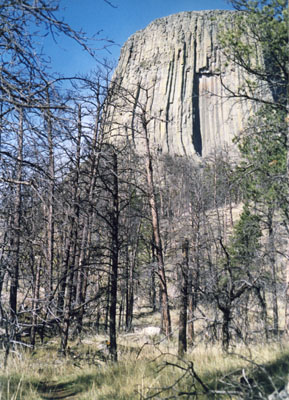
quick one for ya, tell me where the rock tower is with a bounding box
[108,10,252,158]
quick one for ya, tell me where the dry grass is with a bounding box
[0,307,288,399]
[0,336,289,399]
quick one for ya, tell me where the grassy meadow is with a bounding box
[1,310,289,400]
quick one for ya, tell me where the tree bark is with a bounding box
[59,105,82,354]
[187,268,194,345]
[30,258,41,348]
[44,89,55,296]
[142,118,171,337]
[151,236,157,312]
[9,107,23,318]
[125,220,141,332]
[178,240,189,357]
[222,307,231,351]
[285,60,289,336]
[268,208,279,336]
[285,255,289,335]
[109,150,119,361]
[255,286,269,341]
[75,105,103,335]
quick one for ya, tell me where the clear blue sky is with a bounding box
[44,0,233,77]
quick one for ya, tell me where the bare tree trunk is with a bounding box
[142,117,171,338]
[222,307,231,351]
[187,268,194,345]
[151,236,157,312]
[56,229,72,318]
[60,241,77,354]
[268,208,279,336]
[178,240,189,357]
[125,220,141,332]
[255,286,269,341]
[75,103,103,335]
[75,224,92,336]
[44,89,55,296]
[30,258,41,348]
[59,105,82,354]
[285,256,289,335]
[105,270,111,333]
[285,80,289,336]
[9,107,23,318]
[0,232,8,313]
[188,207,201,345]
[109,150,119,361]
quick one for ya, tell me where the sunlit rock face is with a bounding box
[109,10,252,158]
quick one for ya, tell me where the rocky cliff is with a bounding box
[109,10,253,158]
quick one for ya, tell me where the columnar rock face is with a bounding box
[109,10,253,158]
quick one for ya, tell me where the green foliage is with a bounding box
[234,105,287,208]
[229,204,262,269]
[222,0,288,225]
[220,0,288,108]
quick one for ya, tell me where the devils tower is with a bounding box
[108,10,253,158]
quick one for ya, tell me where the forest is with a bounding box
[0,0,288,399]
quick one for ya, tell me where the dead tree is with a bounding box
[178,239,189,357]
[141,110,172,338]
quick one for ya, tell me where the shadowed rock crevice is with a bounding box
[192,72,202,156]
[192,25,202,157]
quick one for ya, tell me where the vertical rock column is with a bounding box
[109,10,253,157]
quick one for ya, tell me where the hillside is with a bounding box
[0,1,288,399]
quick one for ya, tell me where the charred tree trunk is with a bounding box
[178,240,189,357]
[222,307,231,351]
[109,150,119,362]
